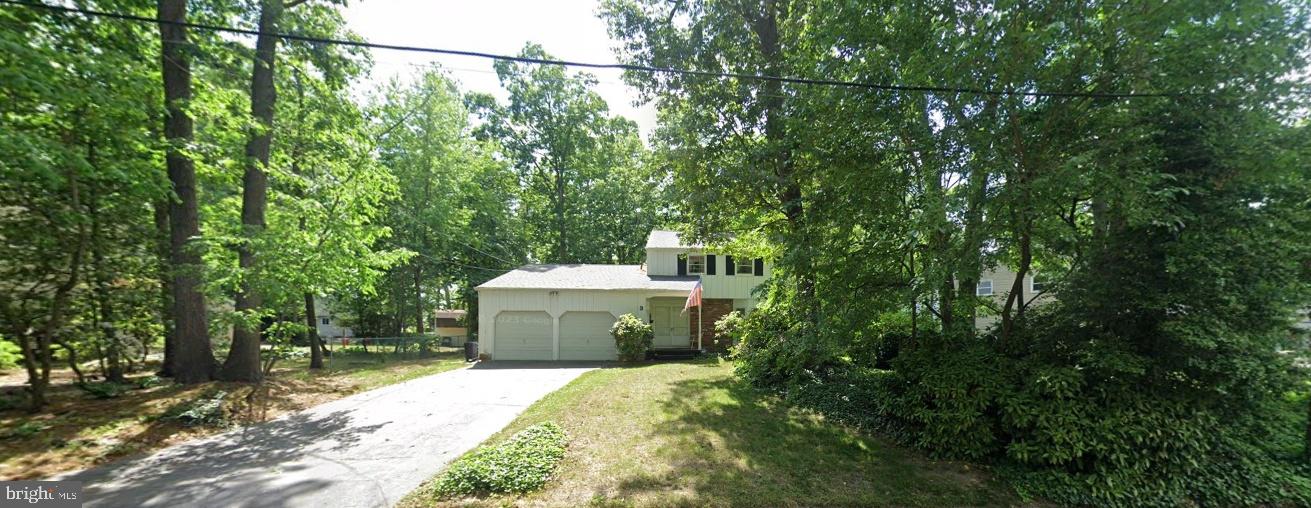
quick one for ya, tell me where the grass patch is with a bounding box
[435,422,569,497]
[403,359,1023,507]
[0,348,467,480]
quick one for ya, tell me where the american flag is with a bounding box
[683,280,703,313]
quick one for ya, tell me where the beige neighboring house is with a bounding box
[474,229,770,361]
[432,309,468,346]
[314,297,353,339]
[974,265,1052,330]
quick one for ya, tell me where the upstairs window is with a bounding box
[976,280,993,296]
[735,258,754,275]
[321,317,331,325]
[1031,275,1046,293]
[687,254,706,275]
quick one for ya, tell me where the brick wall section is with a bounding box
[690,298,735,352]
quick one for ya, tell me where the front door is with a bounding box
[650,299,691,348]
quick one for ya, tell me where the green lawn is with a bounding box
[403,359,1022,507]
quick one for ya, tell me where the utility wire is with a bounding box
[5,0,1291,99]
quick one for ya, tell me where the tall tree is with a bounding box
[471,43,656,265]
[157,0,218,384]
[221,0,286,382]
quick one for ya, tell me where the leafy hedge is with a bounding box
[610,313,653,362]
[735,307,1311,507]
[435,422,569,497]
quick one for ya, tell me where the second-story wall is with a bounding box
[647,247,770,302]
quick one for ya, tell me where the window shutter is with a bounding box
[754,258,764,276]
[725,255,736,276]
[677,256,686,276]
[706,254,717,275]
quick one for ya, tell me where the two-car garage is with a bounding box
[475,264,701,361]
[491,310,618,361]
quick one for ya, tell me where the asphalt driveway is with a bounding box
[59,362,596,508]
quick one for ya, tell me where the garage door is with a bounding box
[559,312,617,361]
[494,311,553,360]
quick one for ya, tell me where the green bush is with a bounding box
[134,375,164,389]
[774,336,1311,507]
[434,422,569,497]
[165,390,229,427]
[610,313,653,362]
[80,382,131,399]
[712,311,744,352]
[731,302,836,387]
[0,337,21,372]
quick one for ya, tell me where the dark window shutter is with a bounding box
[677,256,686,276]
[725,255,736,276]
[754,258,764,276]
[706,255,716,275]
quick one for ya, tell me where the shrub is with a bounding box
[731,303,837,387]
[0,337,21,372]
[434,422,569,497]
[166,390,230,427]
[712,311,744,352]
[610,314,653,362]
[134,375,164,389]
[80,382,131,399]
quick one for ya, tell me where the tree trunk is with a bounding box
[305,292,323,369]
[554,165,567,262]
[752,0,811,330]
[28,170,88,410]
[158,0,216,384]
[220,0,282,383]
[88,175,125,383]
[414,264,425,335]
[153,201,176,377]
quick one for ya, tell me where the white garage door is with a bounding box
[559,312,617,361]
[494,311,553,360]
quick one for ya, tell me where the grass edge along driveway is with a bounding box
[402,359,1022,508]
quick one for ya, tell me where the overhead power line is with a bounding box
[6,0,1287,99]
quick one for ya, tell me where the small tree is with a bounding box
[610,313,653,362]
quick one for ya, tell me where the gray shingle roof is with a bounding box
[476,264,700,291]
[645,229,702,249]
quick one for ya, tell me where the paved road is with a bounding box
[59,362,596,508]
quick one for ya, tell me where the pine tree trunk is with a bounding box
[158,0,216,384]
[221,0,282,382]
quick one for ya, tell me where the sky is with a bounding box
[342,0,658,138]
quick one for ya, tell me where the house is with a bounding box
[314,297,354,339]
[432,309,469,346]
[474,230,770,360]
[973,265,1050,330]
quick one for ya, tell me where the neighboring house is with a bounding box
[973,265,1051,330]
[475,230,770,360]
[314,297,353,339]
[432,309,469,346]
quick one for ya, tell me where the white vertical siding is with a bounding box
[646,248,770,301]
[646,248,679,275]
[477,288,686,360]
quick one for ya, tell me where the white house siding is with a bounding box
[974,265,1051,330]
[646,248,680,276]
[476,288,688,360]
[646,248,769,305]
[313,297,353,338]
